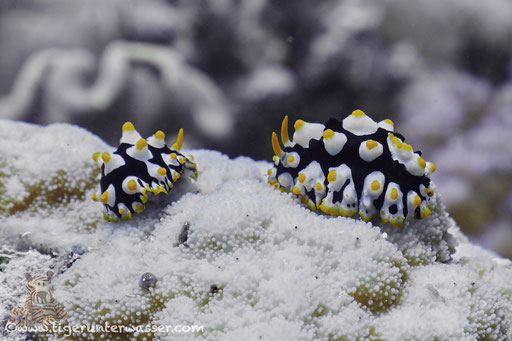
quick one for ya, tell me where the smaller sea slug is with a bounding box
[92,122,198,222]
[267,110,436,227]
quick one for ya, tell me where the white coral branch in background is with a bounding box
[0,41,232,138]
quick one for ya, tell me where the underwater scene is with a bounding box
[1,0,512,340]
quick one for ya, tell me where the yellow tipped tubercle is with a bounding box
[127,179,137,191]
[281,116,290,144]
[136,138,148,150]
[133,202,144,213]
[425,188,434,197]
[352,109,366,117]
[121,211,132,221]
[271,132,283,156]
[327,170,336,182]
[122,121,135,131]
[414,195,421,206]
[420,205,431,219]
[366,140,378,149]
[172,128,184,150]
[155,130,165,139]
[390,188,398,200]
[429,162,437,173]
[371,180,380,191]
[100,191,108,204]
[92,152,101,162]
[323,129,335,139]
[390,134,401,146]
[101,152,111,162]
[294,119,305,131]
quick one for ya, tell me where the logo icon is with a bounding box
[7,270,67,330]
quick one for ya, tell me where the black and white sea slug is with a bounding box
[92,122,198,222]
[267,110,437,227]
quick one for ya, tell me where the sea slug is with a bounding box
[92,122,197,221]
[267,110,436,227]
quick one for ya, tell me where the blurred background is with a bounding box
[0,0,511,257]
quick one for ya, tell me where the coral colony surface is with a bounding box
[0,119,511,340]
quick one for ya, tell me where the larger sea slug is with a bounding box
[92,122,198,222]
[267,110,437,227]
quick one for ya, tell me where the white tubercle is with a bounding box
[322,164,357,214]
[277,172,294,191]
[340,180,358,212]
[122,176,142,195]
[425,161,436,176]
[146,162,168,182]
[419,184,430,197]
[170,169,180,181]
[313,181,326,203]
[120,129,142,145]
[103,153,126,175]
[386,134,425,177]
[405,154,427,177]
[132,201,144,213]
[295,161,324,195]
[406,190,421,219]
[359,171,385,219]
[292,121,325,148]
[358,140,383,162]
[267,167,277,182]
[103,184,117,207]
[380,182,404,222]
[326,164,353,192]
[116,203,130,217]
[283,151,300,168]
[378,119,394,131]
[162,153,180,168]
[147,135,166,149]
[387,135,413,160]
[126,140,152,162]
[342,110,378,136]
[322,130,347,156]
[103,210,119,222]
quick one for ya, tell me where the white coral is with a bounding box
[0,120,511,340]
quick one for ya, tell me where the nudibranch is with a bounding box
[92,122,198,222]
[267,110,437,227]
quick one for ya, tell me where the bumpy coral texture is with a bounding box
[92,122,197,222]
[0,121,105,217]
[268,110,436,227]
[1,121,511,340]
